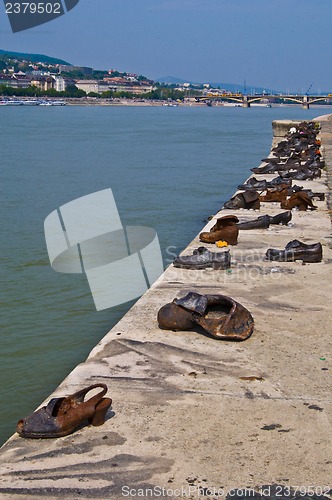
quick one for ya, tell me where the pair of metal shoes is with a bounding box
[158,292,254,341]
[279,167,321,181]
[237,176,292,191]
[251,158,300,175]
[16,384,112,439]
[237,210,292,230]
[173,246,231,270]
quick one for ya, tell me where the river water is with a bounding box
[0,104,325,445]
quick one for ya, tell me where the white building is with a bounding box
[54,77,66,92]
[75,80,110,94]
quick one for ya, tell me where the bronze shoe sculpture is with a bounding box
[223,190,260,210]
[157,292,254,341]
[259,187,288,203]
[16,384,112,438]
[281,192,317,211]
[173,246,231,270]
[266,239,322,263]
[200,215,239,245]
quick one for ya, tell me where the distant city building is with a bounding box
[30,75,54,91]
[1,74,33,88]
[0,74,14,86]
[31,70,52,76]
[75,79,154,95]
[58,65,93,75]
[108,83,155,94]
[103,77,128,84]
[10,74,32,88]
[52,76,76,92]
[53,76,67,92]
[75,80,109,94]
[203,88,228,96]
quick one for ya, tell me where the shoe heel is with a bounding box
[90,398,112,426]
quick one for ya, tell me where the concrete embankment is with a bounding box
[0,116,331,499]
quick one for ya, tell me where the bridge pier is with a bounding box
[302,96,309,109]
[243,96,250,108]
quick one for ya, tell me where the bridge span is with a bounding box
[198,93,332,108]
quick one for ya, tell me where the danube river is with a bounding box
[0,104,326,445]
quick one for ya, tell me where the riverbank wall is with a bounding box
[0,115,331,499]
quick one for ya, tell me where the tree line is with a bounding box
[0,85,201,100]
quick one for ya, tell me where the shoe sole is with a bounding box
[267,255,322,263]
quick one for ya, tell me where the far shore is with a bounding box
[2,95,332,108]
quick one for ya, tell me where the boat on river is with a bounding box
[0,99,24,105]
[22,100,40,105]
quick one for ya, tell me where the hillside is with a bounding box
[0,49,70,65]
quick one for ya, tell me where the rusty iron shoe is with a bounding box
[16,384,112,439]
[259,187,288,203]
[266,240,322,263]
[281,192,317,211]
[157,292,254,341]
[200,215,239,245]
[173,247,231,270]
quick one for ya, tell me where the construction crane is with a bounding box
[305,82,313,95]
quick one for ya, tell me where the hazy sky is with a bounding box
[0,0,331,92]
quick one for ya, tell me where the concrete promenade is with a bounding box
[0,116,331,499]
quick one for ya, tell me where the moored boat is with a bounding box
[4,99,24,105]
[22,100,41,105]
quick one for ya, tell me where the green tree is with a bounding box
[92,70,108,80]
[101,90,114,98]
[63,86,86,97]
[44,88,58,97]
[113,91,134,99]
[59,70,86,79]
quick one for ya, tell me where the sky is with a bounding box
[0,0,331,93]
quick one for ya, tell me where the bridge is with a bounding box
[197,93,332,108]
